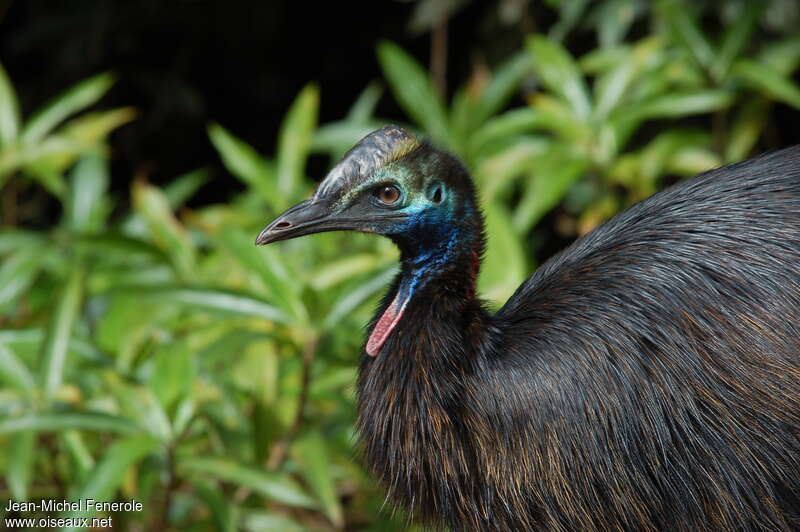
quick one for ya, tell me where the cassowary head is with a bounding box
[255,125,481,254]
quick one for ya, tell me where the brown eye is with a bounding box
[376,185,401,205]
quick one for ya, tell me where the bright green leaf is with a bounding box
[164,168,210,208]
[149,342,194,410]
[658,0,714,69]
[377,41,450,143]
[0,412,138,435]
[277,84,318,198]
[7,431,36,501]
[480,202,527,306]
[0,62,20,147]
[208,123,279,208]
[346,81,383,122]
[21,72,115,144]
[62,436,157,530]
[712,2,762,81]
[40,263,84,405]
[115,284,288,323]
[293,430,344,528]
[132,180,196,277]
[474,51,532,127]
[0,342,35,395]
[733,59,800,110]
[66,153,109,234]
[180,457,318,508]
[512,150,588,234]
[323,266,397,329]
[527,35,592,119]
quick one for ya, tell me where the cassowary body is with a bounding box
[258,127,800,531]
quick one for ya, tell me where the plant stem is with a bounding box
[266,334,319,470]
[154,443,178,530]
[430,0,448,98]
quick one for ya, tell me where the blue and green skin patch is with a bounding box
[325,162,467,355]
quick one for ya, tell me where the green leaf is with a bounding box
[310,366,357,397]
[293,430,344,528]
[512,150,588,234]
[470,109,549,156]
[149,341,194,410]
[592,37,664,121]
[548,0,589,42]
[527,35,591,119]
[132,180,195,277]
[0,245,43,312]
[180,457,318,508]
[593,54,635,120]
[733,59,800,110]
[276,84,318,198]
[0,228,45,253]
[164,168,210,208]
[323,266,397,329]
[63,436,157,529]
[241,511,308,532]
[474,51,531,126]
[725,97,770,162]
[313,121,384,157]
[711,2,761,81]
[449,87,475,154]
[58,106,136,145]
[66,153,109,233]
[208,123,279,208]
[61,430,95,481]
[0,342,35,395]
[346,81,383,122]
[758,37,800,76]
[0,62,20,147]
[195,481,237,532]
[309,253,386,290]
[377,41,449,143]
[621,89,734,122]
[21,72,115,144]
[7,431,36,501]
[658,0,714,69]
[40,263,84,405]
[0,412,138,435]
[480,202,527,306]
[474,137,550,202]
[596,0,638,48]
[115,285,288,323]
[103,372,172,440]
[220,228,307,323]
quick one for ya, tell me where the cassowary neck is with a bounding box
[395,223,481,301]
[357,218,491,526]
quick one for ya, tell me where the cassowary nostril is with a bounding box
[275,221,291,229]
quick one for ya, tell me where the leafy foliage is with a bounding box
[1,1,799,529]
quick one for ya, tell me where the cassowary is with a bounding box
[256,126,800,531]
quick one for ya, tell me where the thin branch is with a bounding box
[266,334,319,470]
[153,443,178,530]
[430,0,449,98]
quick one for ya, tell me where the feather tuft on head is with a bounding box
[315,125,419,199]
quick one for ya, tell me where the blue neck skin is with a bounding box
[390,209,473,306]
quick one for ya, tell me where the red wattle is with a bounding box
[366,294,407,356]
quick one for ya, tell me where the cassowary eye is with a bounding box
[376,185,401,205]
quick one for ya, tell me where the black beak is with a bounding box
[255,198,373,245]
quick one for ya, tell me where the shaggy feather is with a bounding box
[356,146,800,531]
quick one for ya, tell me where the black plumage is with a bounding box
[258,127,800,531]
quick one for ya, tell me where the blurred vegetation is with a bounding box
[1,1,800,530]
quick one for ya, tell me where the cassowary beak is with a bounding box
[255,198,365,245]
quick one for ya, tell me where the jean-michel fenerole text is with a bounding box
[5,498,143,512]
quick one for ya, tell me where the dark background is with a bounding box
[0,1,551,205]
[3,1,798,215]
